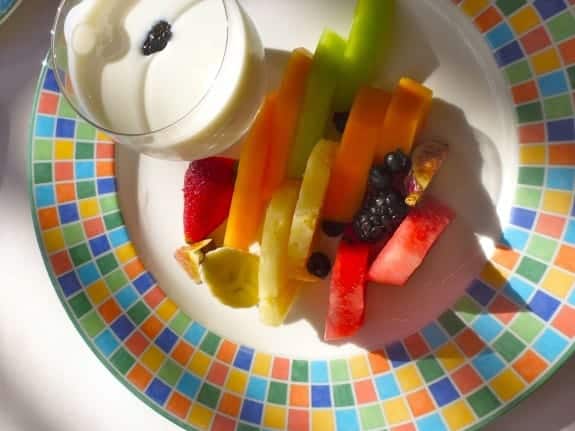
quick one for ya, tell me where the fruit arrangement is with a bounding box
[176,0,456,340]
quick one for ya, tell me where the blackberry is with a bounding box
[142,21,173,56]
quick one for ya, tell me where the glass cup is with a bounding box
[50,0,266,160]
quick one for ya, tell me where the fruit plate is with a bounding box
[0,0,21,26]
[28,1,575,430]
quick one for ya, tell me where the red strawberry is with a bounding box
[325,240,371,341]
[184,157,237,243]
[368,197,455,286]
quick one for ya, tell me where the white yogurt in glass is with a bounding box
[53,0,265,160]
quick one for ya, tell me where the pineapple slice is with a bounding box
[258,181,301,326]
[288,140,337,278]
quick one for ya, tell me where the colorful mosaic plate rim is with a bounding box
[27,1,575,430]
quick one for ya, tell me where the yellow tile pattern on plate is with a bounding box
[543,190,573,215]
[252,353,272,377]
[491,369,526,401]
[141,346,166,372]
[55,140,74,159]
[188,403,213,429]
[226,369,248,394]
[531,48,562,75]
[509,6,540,35]
[79,198,100,218]
[86,280,110,305]
[396,364,423,392]
[43,229,65,253]
[383,398,411,425]
[312,410,335,431]
[350,355,371,379]
[156,299,178,322]
[442,400,476,431]
[263,405,287,429]
[188,351,211,377]
[520,145,546,165]
[461,0,488,17]
[437,343,466,372]
[542,268,575,299]
[116,243,137,263]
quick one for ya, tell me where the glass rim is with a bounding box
[49,0,234,138]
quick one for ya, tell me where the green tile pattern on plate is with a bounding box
[518,167,545,186]
[454,296,482,324]
[75,142,95,159]
[505,60,532,84]
[69,292,92,317]
[567,66,575,89]
[517,102,543,123]
[77,181,97,199]
[547,12,575,42]
[360,404,386,430]
[268,381,288,404]
[104,212,124,230]
[515,187,542,209]
[517,257,547,283]
[333,383,355,406]
[291,360,309,382]
[76,122,96,141]
[100,195,119,213]
[70,243,92,266]
[200,332,221,356]
[97,253,119,275]
[417,356,445,382]
[63,223,85,246]
[468,387,502,417]
[197,383,221,409]
[493,332,526,362]
[159,360,183,386]
[511,313,545,343]
[34,163,52,184]
[80,311,105,337]
[543,94,573,120]
[111,348,136,374]
[526,235,558,262]
[34,139,53,160]
[58,98,77,118]
[169,312,192,336]
[495,0,525,16]
[330,359,350,382]
[128,301,151,326]
[438,309,467,336]
[105,269,128,292]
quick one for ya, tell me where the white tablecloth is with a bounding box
[1,1,574,430]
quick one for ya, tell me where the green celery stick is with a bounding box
[333,0,395,112]
[287,30,346,179]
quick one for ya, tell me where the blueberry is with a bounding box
[307,252,332,279]
[385,150,410,173]
[322,220,346,237]
[384,191,401,209]
[369,166,392,190]
[142,21,173,56]
[333,112,350,134]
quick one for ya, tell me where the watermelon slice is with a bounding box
[325,240,370,341]
[368,197,455,286]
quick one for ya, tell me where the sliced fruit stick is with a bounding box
[201,247,260,309]
[225,93,278,251]
[260,280,305,327]
[287,30,346,179]
[288,140,338,277]
[334,0,395,111]
[325,240,371,341]
[323,87,391,223]
[375,77,433,162]
[259,181,301,326]
[368,197,455,286]
[262,48,314,201]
